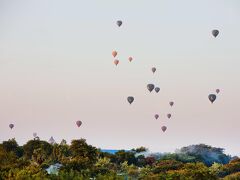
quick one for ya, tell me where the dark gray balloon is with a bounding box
[117,20,122,27]
[161,126,167,132]
[152,67,156,73]
[9,123,14,129]
[76,120,82,127]
[169,101,174,107]
[33,133,37,137]
[212,29,219,38]
[208,94,217,103]
[155,114,159,119]
[147,84,155,92]
[155,87,160,93]
[127,96,134,104]
[167,113,171,119]
[216,89,220,94]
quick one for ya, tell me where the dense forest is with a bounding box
[0,138,240,179]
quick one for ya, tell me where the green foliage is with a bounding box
[223,172,240,180]
[152,160,184,173]
[219,158,240,178]
[0,139,238,179]
[23,139,53,160]
[111,150,137,165]
[177,144,231,166]
[1,138,23,158]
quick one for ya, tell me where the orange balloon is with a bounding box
[112,51,117,58]
[128,57,133,62]
[114,59,119,66]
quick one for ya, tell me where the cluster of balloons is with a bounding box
[113,20,178,132]
[208,89,220,104]
[154,102,174,132]
[112,50,133,66]
[6,21,222,141]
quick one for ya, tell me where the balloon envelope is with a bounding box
[152,67,156,73]
[127,96,134,104]
[167,114,171,119]
[212,29,219,37]
[9,123,14,129]
[169,101,174,107]
[116,20,122,27]
[155,114,159,119]
[33,133,37,137]
[216,89,220,94]
[208,94,217,103]
[147,84,155,92]
[161,126,167,132]
[155,87,160,93]
[128,57,133,62]
[76,121,82,127]
[112,51,117,57]
[114,59,119,66]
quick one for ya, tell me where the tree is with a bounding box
[63,139,98,171]
[23,139,53,160]
[2,138,23,157]
[111,150,137,165]
[176,144,231,166]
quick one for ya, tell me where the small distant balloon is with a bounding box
[9,123,14,129]
[169,101,174,107]
[127,96,134,104]
[147,84,155,92]
[216,89,220,94]
[154,114,159,120]
[33,133,37,138]
[116,20,122,27]
[212,29,219,38]
[112,51,117,57]
[152,67,156,73]
[114,59,119,66]
[208,94,217,103]
[128,57,133,62]
[167,114,171,119]
[161,126,167,132]
[155,87,160,93]
[76,120,82,127]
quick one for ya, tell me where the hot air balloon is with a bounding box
[155,87,160,93]
[212,29,219,38]
[128,57,133,62]
[116,20,122,27]
[147,84,155,92]
[169,101,174,107]
[208,94,217,103]
[167,114,171,119]
[152,67,156,73]
[161,126,167,132]
[76,120,82,127]
[154,114,159,120]
[9,123,14,129]
[112,51,117,57]
[216,89,220,94]
[114,59,119,66]
[127,96,134,104]
[33,133,37,138]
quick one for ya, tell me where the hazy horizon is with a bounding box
[1,0,240,156]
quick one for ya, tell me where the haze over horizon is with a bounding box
[1,0,240,156]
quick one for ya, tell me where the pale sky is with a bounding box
[1,0,240,156]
